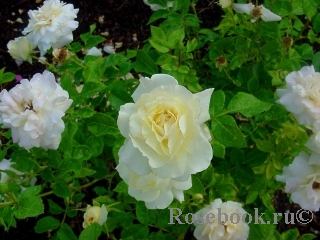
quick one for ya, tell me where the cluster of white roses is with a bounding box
[276,66,320,211]
[0,71,72,150]
[7,0,79,65]
[116,74,214,209]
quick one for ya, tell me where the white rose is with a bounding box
[276,152,320,211]
[116,162,192,209]
[194,199,249,240]
[117,74,213,181]
[22,0,79,56]
[219,0,232,9]
[83,204,108,228]
[276,66,320,126]
[233,3,281,22]
[0,70,72,150]
[7,37,35,66]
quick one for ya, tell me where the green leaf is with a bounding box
[212,141,225,158]
[167,29,185,48]
[209,90,225,117]
[299,234,317,240]
[313,12,320,33]
[295,43,314,60]
[0,72,15,85]
[53,179,72,198]
[79,223,102,240]
[248,222,276,240]
[280,228,299,240]
[313,52,320,72]
[11,149,38,172]
[60,121,78,158]
[19,186,41,198]
[211,115,246,148]
[15,197,44,219]
[151,26,166,40]
[81,81,106,99]
[109,89,133,111]
[186,38,198,52]
[186,175,205,194]
[247,77,259,93]
[73,107,96,118]
[35,216,60,233]
[149,39,170,53]
[86,36,105,49]
[148,9,170,24]
[136,201,157,225]
[121,224,149,239]
[83,61,101,82]
[57,223,78,240]
[254,139,275,152]
[303,0,318,20]
[272,0,292,16]
[245,191,259,204]
[48,199,64,214]
[244,149,269,167]
[228,92,272,117]
[85,113,119,136]
[74,168,96,178]
[134,51,158,75]
[41,167,55,182]
[114,181,128,193]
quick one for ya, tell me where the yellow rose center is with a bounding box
[149,104,179,145]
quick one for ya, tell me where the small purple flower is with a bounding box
[15,75,23,84]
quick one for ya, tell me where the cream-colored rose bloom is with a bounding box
[276,152,320,211]
[116,162,192,209]
[194,199,249,240]
[0,70,72,150]
[7,37,35,66]
[117,74,213,181]
[83,204,108,228]
[276,66,320,126]
[22,0,79,56]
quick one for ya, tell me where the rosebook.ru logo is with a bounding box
[168,208,313,225]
